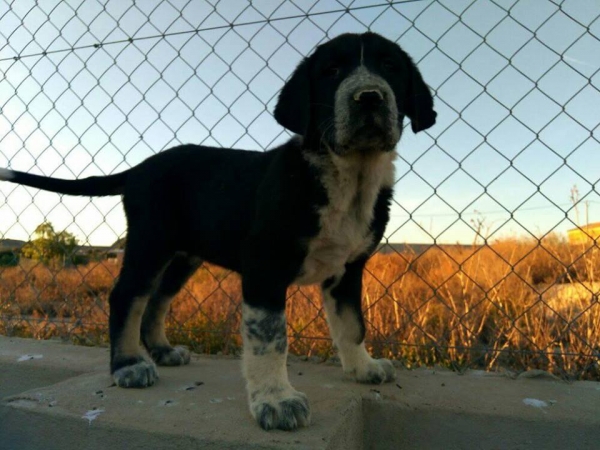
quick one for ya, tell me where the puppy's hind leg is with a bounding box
[142,254,202,366]
[109,235,173,388]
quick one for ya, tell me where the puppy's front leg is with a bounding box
[242,299,310,431]
[323,258,396,384]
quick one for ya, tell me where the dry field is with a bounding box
[1,235,599,380]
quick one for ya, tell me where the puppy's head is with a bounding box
[274,32,436,155]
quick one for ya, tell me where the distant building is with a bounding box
[376,242,478,255]
[567,222,600,244]
[0,239,25,250]
[106,249,125,264]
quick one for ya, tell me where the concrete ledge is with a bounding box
[1,336,599,450]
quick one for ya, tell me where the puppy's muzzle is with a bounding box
[334,67,400,154]
[353,89,384,110]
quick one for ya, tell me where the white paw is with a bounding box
[249,386,311,431]
[150,346,191,366]
[351,358,396,384]
[113,360,158,388]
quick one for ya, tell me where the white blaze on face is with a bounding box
[360,41,364,66]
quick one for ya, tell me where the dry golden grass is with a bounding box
[1,234,599,379]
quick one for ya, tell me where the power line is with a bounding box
[391,201,600,218]
[0,0,430,63]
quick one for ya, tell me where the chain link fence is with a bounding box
[1,0,599,380]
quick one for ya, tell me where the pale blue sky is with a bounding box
[0,0,599,246]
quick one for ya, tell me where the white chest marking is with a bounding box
[295,150,395,286]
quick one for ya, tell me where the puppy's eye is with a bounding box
[382,59,398,70]
[322,64,340,77]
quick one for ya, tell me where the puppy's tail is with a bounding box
[0,167,128,196]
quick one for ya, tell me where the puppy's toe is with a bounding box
[113,360,158,388]
[352,358,396,384]
[250,388,311,431]
[150,346,191,366]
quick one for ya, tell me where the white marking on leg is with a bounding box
[322,288,371,370]
[242,303,310,430]
[323,287,395,383]
[242,303,290,395]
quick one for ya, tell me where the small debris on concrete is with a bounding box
[17,354,43,362]
[441,383,446,387]
[6,393,46,405]
[298,372,303,376]
[522,398,549,409]
[48,400,57,407]
[159,399,175,407]
[396,384,402,389]
[179,381,204,392]
[82,408,104,425]
[209,398,223,404]
[370,389,382,401]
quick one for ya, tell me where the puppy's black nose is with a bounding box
[354,89,383,107]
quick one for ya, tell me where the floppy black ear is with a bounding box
[404,56,437,133]
[274,58,310,135]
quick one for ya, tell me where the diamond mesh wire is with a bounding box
[1,0,599,379]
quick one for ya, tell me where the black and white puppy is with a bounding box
[0,32,436,431]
